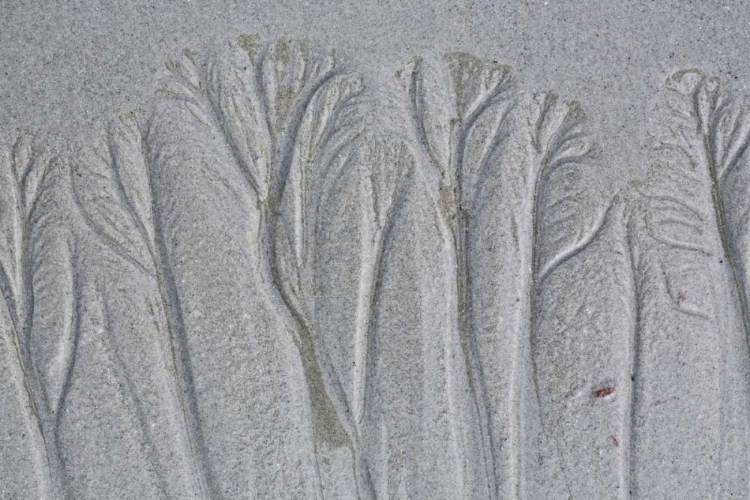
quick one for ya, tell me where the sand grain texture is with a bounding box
[2,4,750,498]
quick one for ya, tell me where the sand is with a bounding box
[1,1,749,498]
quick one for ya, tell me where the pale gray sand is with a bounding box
[2,2,750,499]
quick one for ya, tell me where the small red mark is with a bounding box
[592,385,615,398]
[610,435,619,447]
[677,291,686,303]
